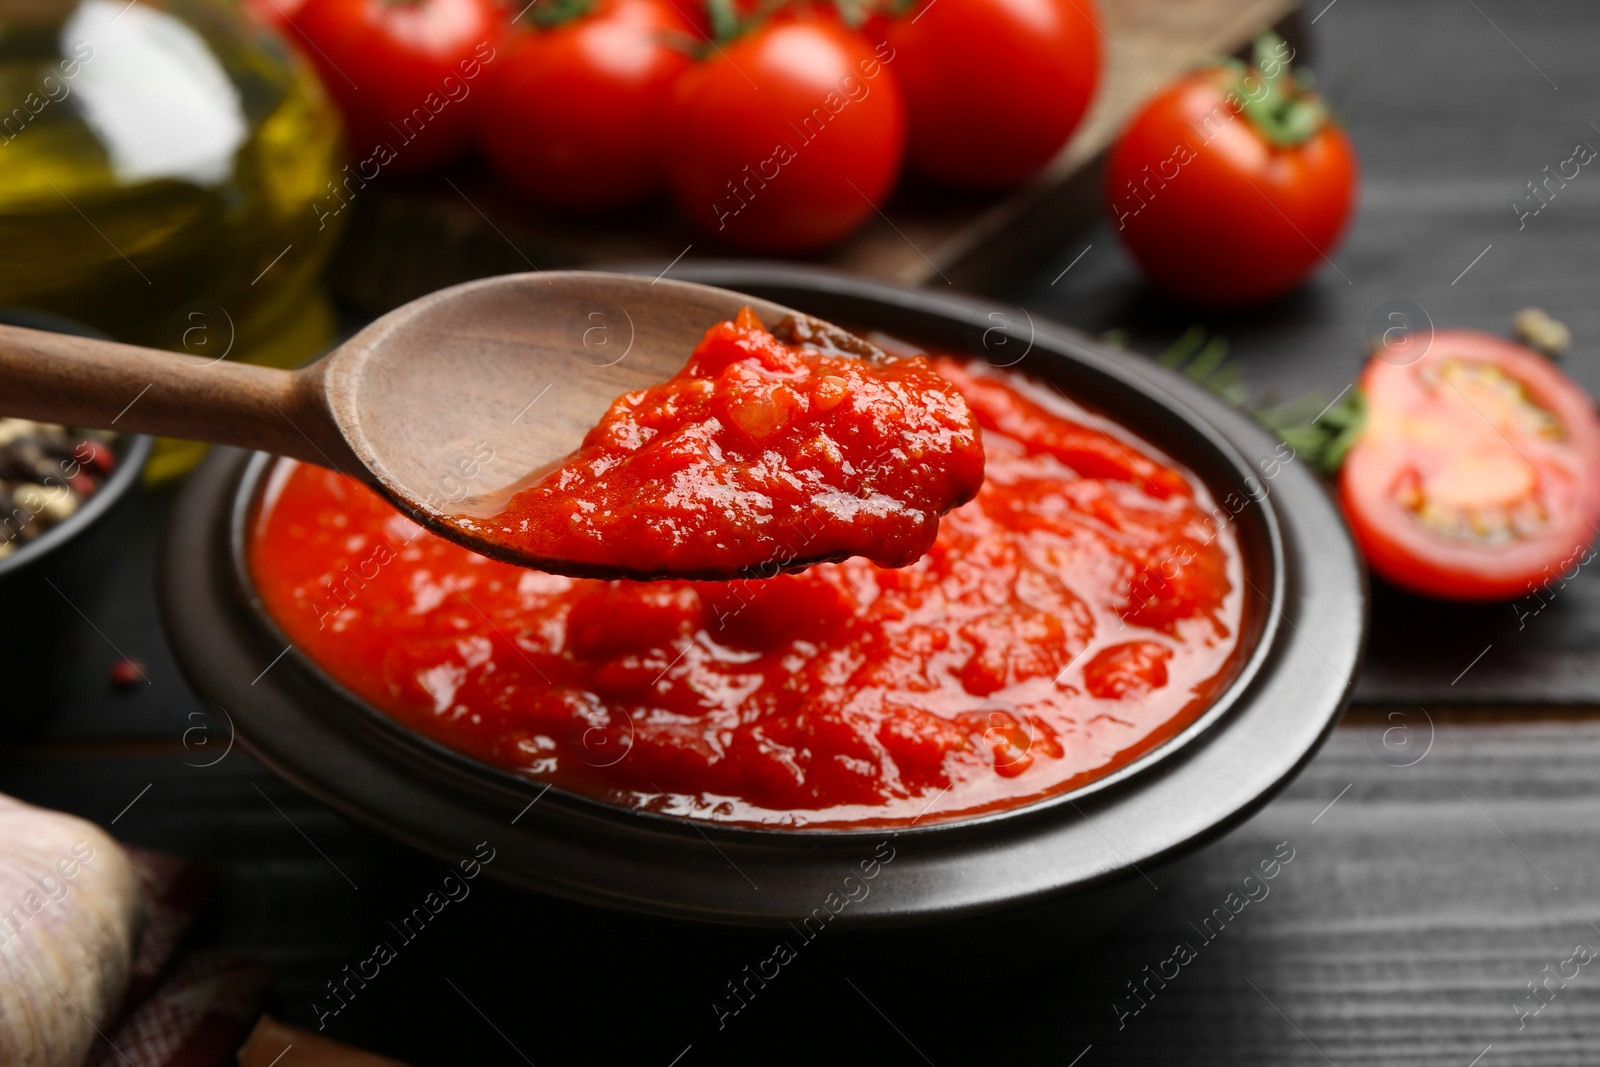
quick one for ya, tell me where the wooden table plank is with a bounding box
[4,724,1598,1065]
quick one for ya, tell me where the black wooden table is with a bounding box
[8,1,1600,1063]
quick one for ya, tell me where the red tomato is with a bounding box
[476,0,696,210]
[287,0,502,173]
[1106,44,1357,305]
[663,13,906,253]
[1340,331,1600,601]
[869,0,1099,189]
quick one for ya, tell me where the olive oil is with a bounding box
[0,0,345,477]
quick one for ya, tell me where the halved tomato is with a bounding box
[1340,330,1600,601]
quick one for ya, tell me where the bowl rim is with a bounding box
[159,264,1366,927]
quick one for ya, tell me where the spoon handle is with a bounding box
[0,324,358,472]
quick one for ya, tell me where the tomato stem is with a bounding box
[704,0,741,41]
[524,0,594,27]
[701,0,792,42]
[1228,32,1331,149]
[830,0,872,27]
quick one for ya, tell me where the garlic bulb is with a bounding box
[0,794,142,1067]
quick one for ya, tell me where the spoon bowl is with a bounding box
[0,271,846,579]
[328,273,795,513]
[323,272,827,578]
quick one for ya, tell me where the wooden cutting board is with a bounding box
[330,0,1302,315]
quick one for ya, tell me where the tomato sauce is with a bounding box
[447,309,986,578]
[249,357,1245,828]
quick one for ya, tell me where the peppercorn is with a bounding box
[109,658,146,690]
[0,420,113,553]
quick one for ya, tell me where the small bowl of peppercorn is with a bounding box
[0,309,150,730]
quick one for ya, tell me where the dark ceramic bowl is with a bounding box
[159,265,1364,933]
[0,309,151,729]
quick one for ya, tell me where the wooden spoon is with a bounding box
[0,271,866,579]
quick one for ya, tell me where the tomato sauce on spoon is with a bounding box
[443,308,986,580]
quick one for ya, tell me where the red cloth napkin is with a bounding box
[84,848,270,1067]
